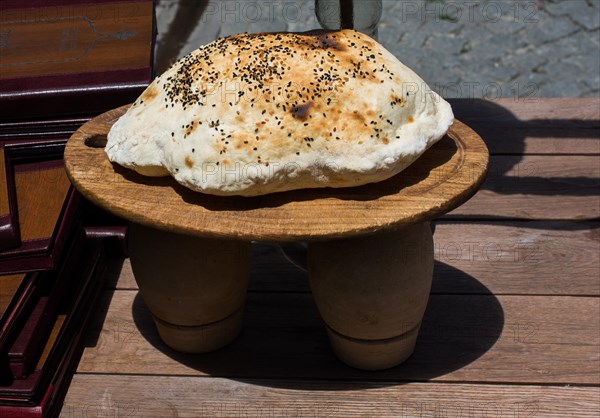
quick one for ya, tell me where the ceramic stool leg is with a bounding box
[308,222,434,370]
[129,223,251,353]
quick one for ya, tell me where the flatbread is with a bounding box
[106,30,453,196]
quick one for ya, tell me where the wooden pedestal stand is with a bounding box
[64,105,488,370]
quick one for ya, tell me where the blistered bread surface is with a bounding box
[106,30,454,196]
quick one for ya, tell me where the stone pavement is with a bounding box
[156,0,600,98]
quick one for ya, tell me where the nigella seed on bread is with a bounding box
[105,30,454,196]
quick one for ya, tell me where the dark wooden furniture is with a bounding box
[60,99,599,415]
[0,141,80,274]
[0,0,155,415]
[0,0,155,121]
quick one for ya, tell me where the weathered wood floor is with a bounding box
[60,99,599,416]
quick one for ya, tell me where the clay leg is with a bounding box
[308,223,434,370]
[129,223,251,353]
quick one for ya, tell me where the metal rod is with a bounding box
[315,0,382,40]
[340,0,355,29]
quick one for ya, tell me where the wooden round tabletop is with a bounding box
[64,105,488,241]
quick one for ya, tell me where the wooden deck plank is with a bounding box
[61,375,600,418]
[77,290,600,385]
[450,98,600,155]
[448,155,600,220]
[112,220,600,296]
[433,221,600,295]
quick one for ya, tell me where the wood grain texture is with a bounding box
[15,165,71,241]
[0,273,25,316]
[450,98,600,155]
[77,290,600,385]
[61,375,600,418]
[0,149,8,215]
[448,155,600,220]
[64,106,489,241]
[433,221,600,295]
[0,2,154,79]
[36,314,66,370]
[0,144,19,250]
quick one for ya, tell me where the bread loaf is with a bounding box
[106,30,453,196]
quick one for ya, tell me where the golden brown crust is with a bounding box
[107,30,454,196]
[145,30,404,160]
